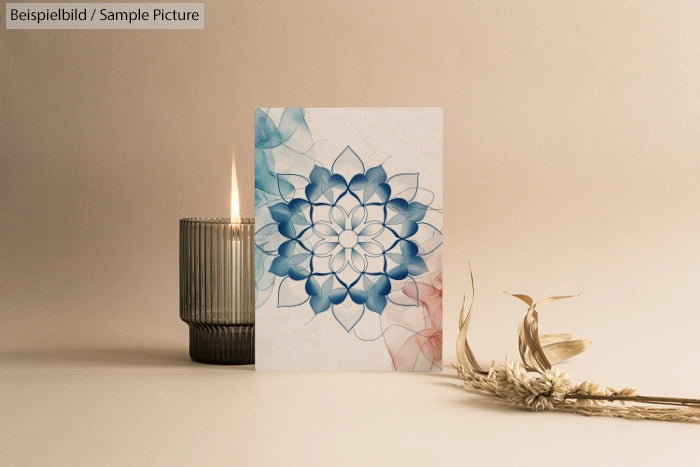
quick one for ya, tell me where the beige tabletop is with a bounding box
[2,345,698,467]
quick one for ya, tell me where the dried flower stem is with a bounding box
[455,267,700,422]
[566,394,700,407]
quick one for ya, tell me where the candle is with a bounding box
[231,156,240,222]
[179,155,255,364]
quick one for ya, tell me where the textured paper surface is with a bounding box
[254,108,443,370]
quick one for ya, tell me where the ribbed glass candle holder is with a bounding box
[179,218,255,364]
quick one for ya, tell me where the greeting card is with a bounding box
[255,108,442,370]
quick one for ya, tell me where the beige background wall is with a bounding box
[2,0,700,388]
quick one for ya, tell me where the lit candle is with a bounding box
[231,155,240,222]
[179,154,255,364]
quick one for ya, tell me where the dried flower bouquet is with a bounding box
[455,270,700,422]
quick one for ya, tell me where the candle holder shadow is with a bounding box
[179,218,255,364]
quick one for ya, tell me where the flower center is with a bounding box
[338,230,359,249]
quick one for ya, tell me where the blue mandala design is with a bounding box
[255,108,442,332]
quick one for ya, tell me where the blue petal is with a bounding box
[407,202,428,222]
[350,206,365,230]
[309,165,331,183]
[385,213,407,225]
[386,253,404,267]
[377,183,391,201]
[387,198,408,212]
[269,257,290,276]
[329,288,348,304]
[278,221,297,239]
[400,240,419,257]
[288,266,310,280]
[310,295,331,314]
[400,220,419,238]
[406,256,428,276]
[329,174,347,187]
[288,198,309,213]
[290,213,308,225]
[366,165,387,183]
[331,207,347,230]
[387,265,408,280]
[305,183,322,202]
[349,288,368,304]
[349,174,369,190]
[366,294,388,314]
[305,277,321,295]
[374,275,391,295]
[362,183,377,203]
[321,276,333,294]
[278,240,296,257]
[269,203,291,223]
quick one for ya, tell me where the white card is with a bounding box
[255,108,443,371]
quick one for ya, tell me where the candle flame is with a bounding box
[231,155,240,222]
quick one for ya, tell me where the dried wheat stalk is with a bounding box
[454,269,700,422]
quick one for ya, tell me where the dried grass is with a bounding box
[454,268,700,423]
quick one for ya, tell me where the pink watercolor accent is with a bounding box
[383,254,442,371]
